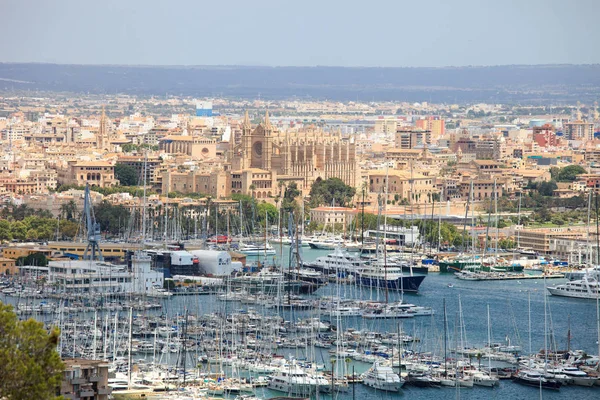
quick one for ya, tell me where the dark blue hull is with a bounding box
[358,275,426,292]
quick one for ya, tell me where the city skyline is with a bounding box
[1,0,599,67]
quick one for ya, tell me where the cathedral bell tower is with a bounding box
[241,110,252,169]
[97,105,108,150]
[262,110,273,170]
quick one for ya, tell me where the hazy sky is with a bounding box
[1,0,598,67]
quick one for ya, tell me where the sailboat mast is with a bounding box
[438,188,443,253]
[383,163,389,304]
[596,192,600,266]
[596,192,600,371]
[517,191,522,249]
[127,307,133,389]
[461,181,471,253]
[494,179,498,255]
[361,188,365,244]
[141,151,148,242]
[528,291,532,356]
[470,180,475,251]
[443,298,447,377]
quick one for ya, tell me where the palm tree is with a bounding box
[60,200,78,221]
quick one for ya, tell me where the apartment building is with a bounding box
[518,227,586,255]
[59,359,111,400]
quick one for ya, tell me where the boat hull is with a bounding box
[547,287,600,299]
[358,275,426,292]
[512,376,561,390]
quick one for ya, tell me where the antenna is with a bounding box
[82,184,103,261]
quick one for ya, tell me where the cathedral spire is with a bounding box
[242,110,251,129]
[264,110,272,129]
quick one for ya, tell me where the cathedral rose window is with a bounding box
[253,142,263,157]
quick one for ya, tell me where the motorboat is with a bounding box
[357,265,426,292]
[547,275,600,299]
[561,366,597,386]
[361,363,404,392]
[268,365,330,394]
[512,370,561,390]
[239,242,277,256]
[463,370,499,387]
[285,268,328,285]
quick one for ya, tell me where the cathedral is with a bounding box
[230,111,359,198]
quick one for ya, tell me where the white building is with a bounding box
[48,253,163,294]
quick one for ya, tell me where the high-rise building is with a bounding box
[395,127,431,149]
[374,117,397,135]
[563,120,594,141]
[415,116,445,137]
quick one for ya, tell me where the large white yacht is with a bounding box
[547,275,600,299]
[267,365,330,394]
[305,247,368,276]
[361,363,404,392]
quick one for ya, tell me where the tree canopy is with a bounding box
[309,177,356,207]
[93,201,130,236]
[114,163,139,186]
[0,302,64,400]
[556,165,586,182]
[0,216,78,242]
[256,202,279,228]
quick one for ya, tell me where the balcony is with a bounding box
[97,386,112,395]
[88,374,100,382]
[69,377,88,385]
[79,389,95,397]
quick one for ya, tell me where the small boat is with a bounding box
[447,283,454,288]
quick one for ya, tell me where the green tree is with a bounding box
[309,177,356,207]
[93,201,131,236]
[11,222,27,241]
[537,181,558,196]
[256,202,278,228]
[16,253,49,267]
[59,200,78,221]
[557,165,586,182]
[114,163,139,186]
[0,220,13,241]
[498,238,516,249]
[0,302,64,400]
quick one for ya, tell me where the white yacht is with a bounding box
[361,363,404,392]
[463,370,499,387]
[268,365,330,394]
[305,247,368,275]
[561,366,597,386]
[547,275,600,299]
[308,236,343,250]
[565,266,600,281]
[239,242,276,256]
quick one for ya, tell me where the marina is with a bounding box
[3,242,600,399]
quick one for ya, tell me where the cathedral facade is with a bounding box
[230,112,359,198]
